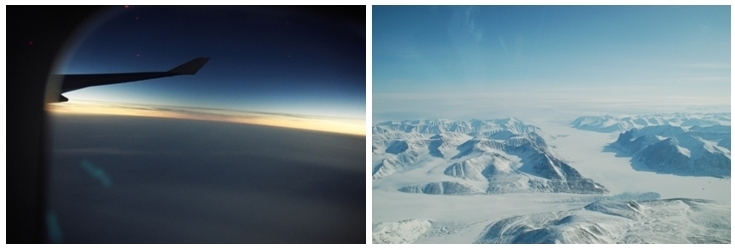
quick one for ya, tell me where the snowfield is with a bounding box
[372,116,731,244]
[373,119,607,195]
[372,219,432,244]
[475,198,730,244]
[571,113,730,133]
[606,124,731,178]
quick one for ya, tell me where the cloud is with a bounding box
[680,63,730,69]
[373,86,730,123]
[48,114,366,243]
[498,34,508,51]
[670,76,731,84]
[464,7,483,44]
[55,147,177,156]
[47,101,365,136]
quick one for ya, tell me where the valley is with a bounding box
[372,114,731,243]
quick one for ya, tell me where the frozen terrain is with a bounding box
[372,116,730,244]
[373,119,607,195]
[476,198,730,243]
[537,117,730,203]
[372,219,432,244]
[607,125,731,177]
[571,113,730,133]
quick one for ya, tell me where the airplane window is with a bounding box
[44,6,366,243]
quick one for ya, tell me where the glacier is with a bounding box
[373,116,730,244]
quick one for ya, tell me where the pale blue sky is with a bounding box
[373,6,730,122]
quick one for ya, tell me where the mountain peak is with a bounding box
[609,124,730,178]
[372,118,607,195]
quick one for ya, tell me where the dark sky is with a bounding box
[55,6,366,134]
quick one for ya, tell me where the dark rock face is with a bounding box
[398,181,483,195]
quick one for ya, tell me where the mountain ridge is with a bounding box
[571,113,730,133]
[607,125,731,178]
[373,118,608,195]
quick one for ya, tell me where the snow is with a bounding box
[373,118,607,195]
[373,116,731,243]
[606,124,730,178]
[534,118,730,202]
[372,219,432,244]
[570,113,730,133]
[475,198,730,243]
[372,190,590,243]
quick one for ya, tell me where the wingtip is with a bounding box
[168,57,210,75]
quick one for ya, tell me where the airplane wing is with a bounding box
[51,57,210,102]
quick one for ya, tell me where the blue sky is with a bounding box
[373,6,730,122]
[52,6,366,135]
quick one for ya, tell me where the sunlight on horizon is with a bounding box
[47,101,366,136]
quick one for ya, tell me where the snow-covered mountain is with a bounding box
[475,198,730,243]
[373,118,608,195]
[608,125,731,177]
[571,113,730,133]
[372,219,432,244]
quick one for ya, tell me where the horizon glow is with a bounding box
[47,101,365,136]
[52,6,365,135]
